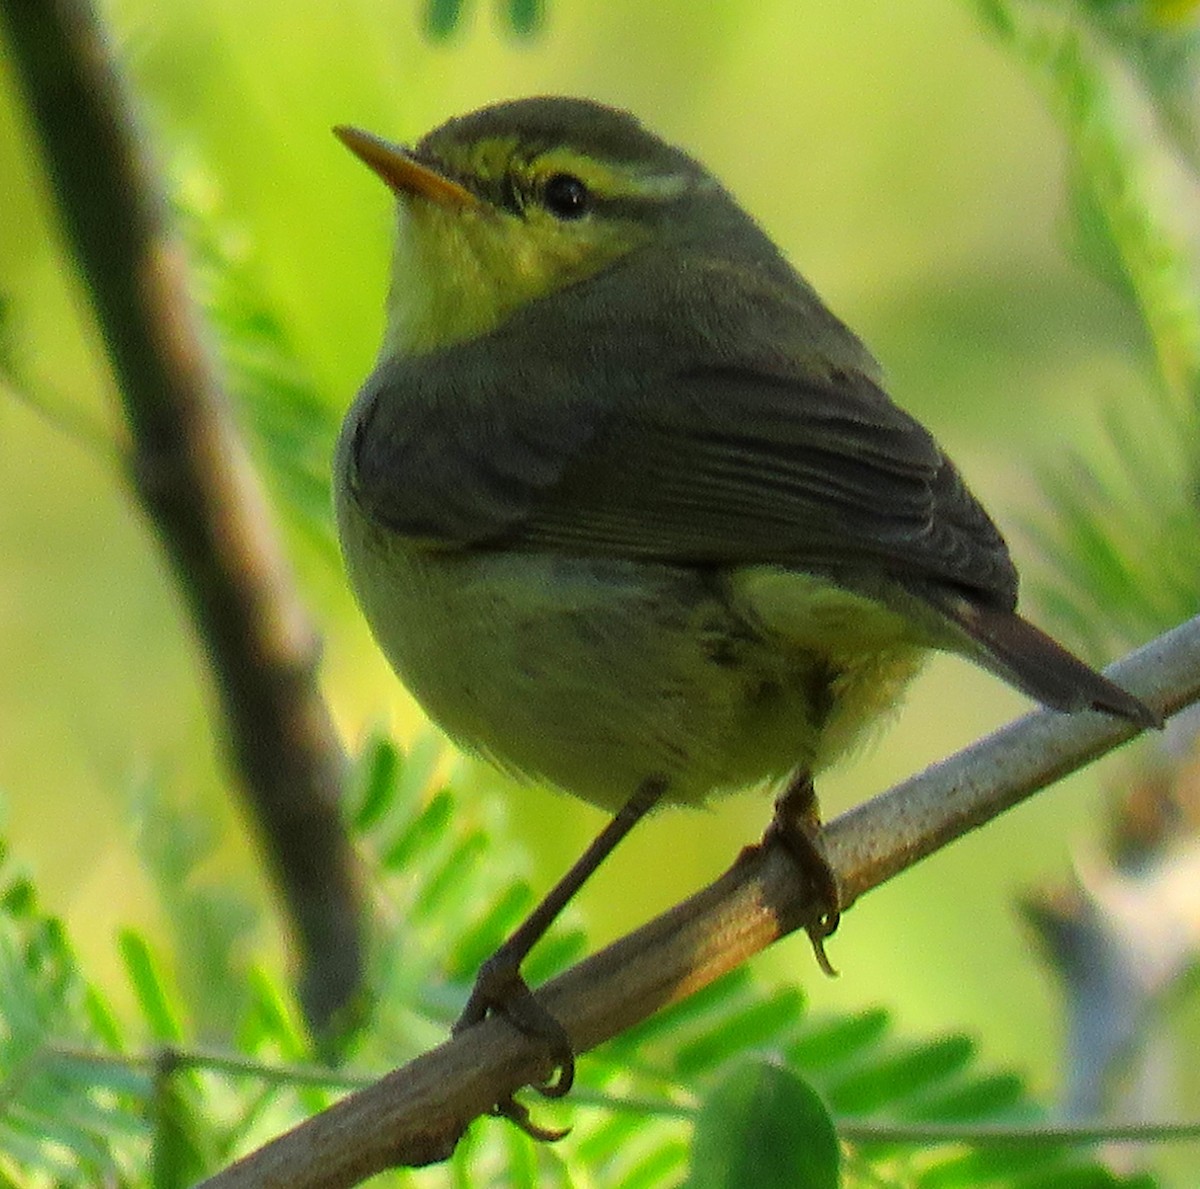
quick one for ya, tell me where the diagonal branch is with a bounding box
[0,0,364,1030]
[201,616,1200,1188]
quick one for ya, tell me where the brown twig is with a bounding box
[199,617,1200,1188]
[0,0,364,1030]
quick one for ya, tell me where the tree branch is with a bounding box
[201,616,1200,1188]
[0,0,364,1029]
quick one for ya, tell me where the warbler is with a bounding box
[333,97,1157,1104]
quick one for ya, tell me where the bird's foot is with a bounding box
[453,949,575,1138]
[763,773,841,976]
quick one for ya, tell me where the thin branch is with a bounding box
[837,1119,1200,1146]
[45,1044,373,1094]
[0,0,364,1030]
[200,617,1200,1188]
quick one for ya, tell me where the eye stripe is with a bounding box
[420,135,695,217]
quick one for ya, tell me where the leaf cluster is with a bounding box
[0,741,1167,1187]
[979,0,1200,659]
[423,0,545,41]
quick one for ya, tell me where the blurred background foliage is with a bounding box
[0,0,1198,1180]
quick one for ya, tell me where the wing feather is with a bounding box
[345,250,1158,727]
[348,252,1016,606]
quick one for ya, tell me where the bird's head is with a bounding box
[336,97,760,357]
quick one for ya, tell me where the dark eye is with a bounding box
[542,173,591,220]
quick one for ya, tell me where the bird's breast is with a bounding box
[335,483,926,811]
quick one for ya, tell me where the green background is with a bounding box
[0,0,1167,1110]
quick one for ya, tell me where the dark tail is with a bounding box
[937,598,1162,730]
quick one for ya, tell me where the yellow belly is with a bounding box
[338,500,928,814]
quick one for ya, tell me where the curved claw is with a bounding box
[804,908,840,978]
[766,774,842,978]
[534,1053,575,1099]
[492,1095,571,1143]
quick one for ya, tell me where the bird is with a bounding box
[332,96,1159,1117]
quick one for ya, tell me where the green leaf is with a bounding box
[673,987,806,1077]
[348,733,404,833]
[445,881,535,980]
[415,830,490,918]
[505,0,545,38]
[380,787,456,870]
[827,1035,976,1116]
[787,1008,891,1074]
[82,984,124,1051]
[0,863,144,1183]
[1010,1166,1137,1189]
[611,968,760,1056]
[898,1070,1027,1122]
[150,1067,209,1189]
[0,874,35,917]
[615,1138,690,1189]
[685,1059,839,1189]
[426,0,467,39]
[236,966,309,1062]
[127,779,257,1036]
[117,931,184,1044]
[915,1145,1066,1189]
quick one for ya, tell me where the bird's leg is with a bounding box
[762,772,840,976]
[454,775,667,1122]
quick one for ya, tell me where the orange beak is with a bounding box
[333,125,479,209]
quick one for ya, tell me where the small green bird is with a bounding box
[333,97,1157,1106]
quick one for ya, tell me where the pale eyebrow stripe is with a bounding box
[532,148,693,202]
